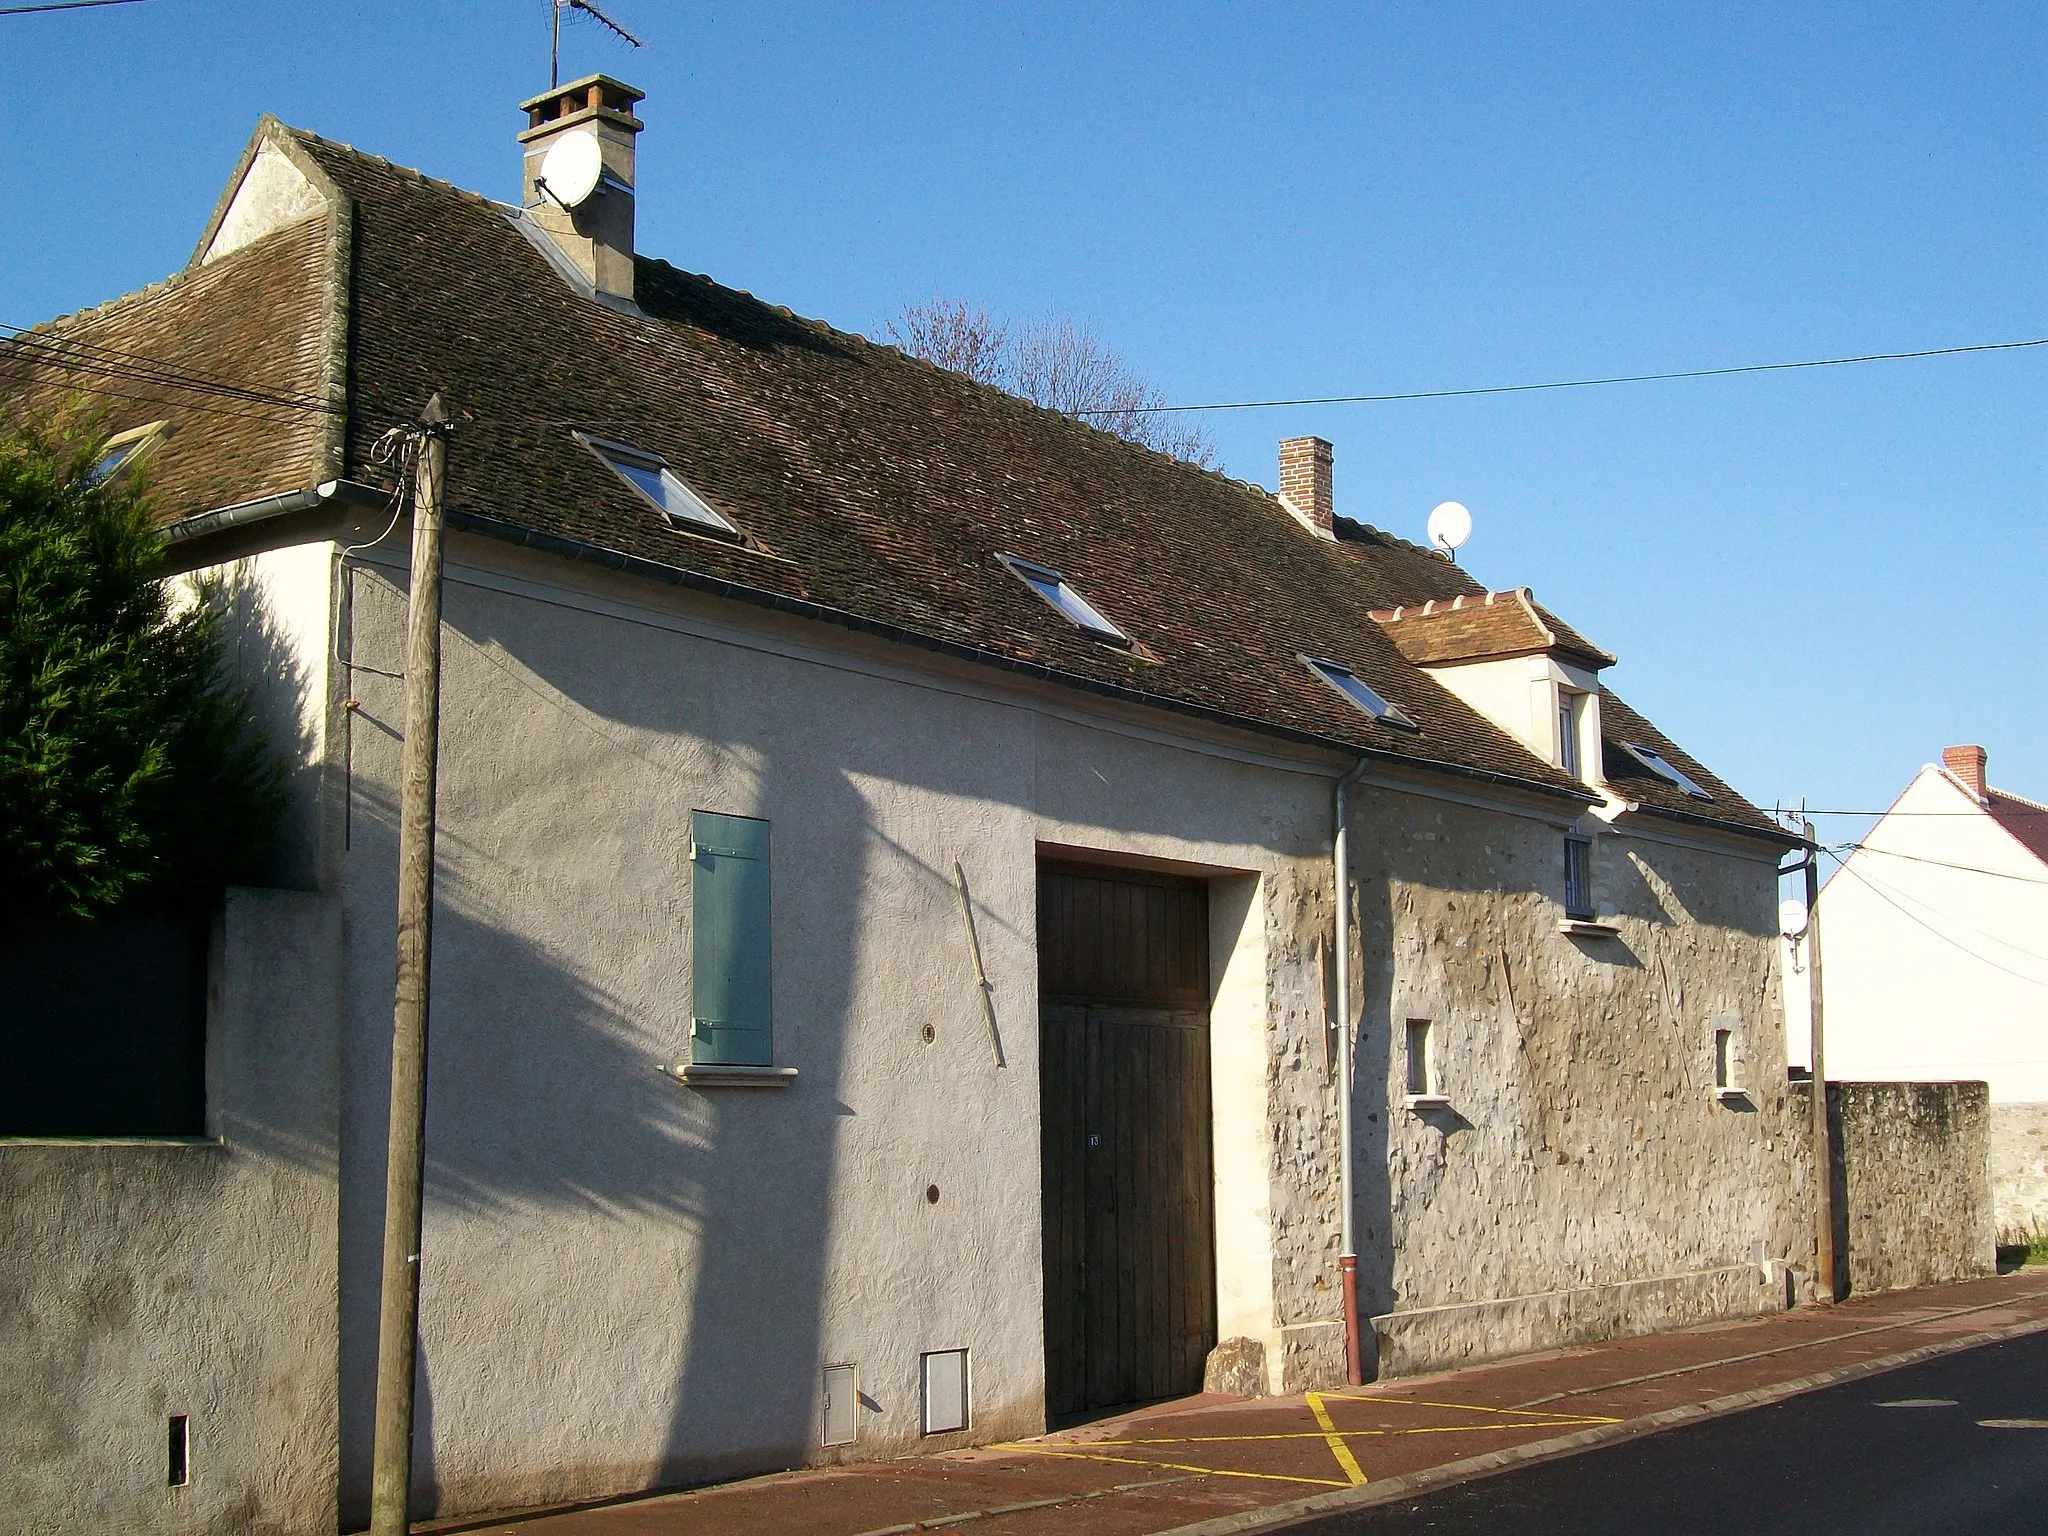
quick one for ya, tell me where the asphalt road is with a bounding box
[1303,1328,2048,1536]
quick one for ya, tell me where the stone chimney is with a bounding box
[1943,744,1989,801]
[518,75,644,305]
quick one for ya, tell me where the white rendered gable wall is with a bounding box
[1788,766,2048,1100]
[203,141,325,264]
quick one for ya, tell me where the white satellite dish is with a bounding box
[1779,897,1809,938]
[538,129,604,209]
[1427,500,1472,555]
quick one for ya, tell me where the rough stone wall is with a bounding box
[1263,857,1346,1390]
[1341,792,1803,1375]
[1802,1081,1995,1291]
[0,890,342,1536]
[1991,1103,2048,1244]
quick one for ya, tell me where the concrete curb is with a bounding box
[1157,1313,2048,1535]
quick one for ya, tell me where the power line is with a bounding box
[1082,336,2048,417]
[1838,842,2048,886]
[1,323,340,416]
[0,0,148,14]
[1823,849,2048,988]
[1788,806,2048,818]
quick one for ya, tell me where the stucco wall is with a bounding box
[0,889,342,1536]
[84,520,1809,1526]
[332,540,1342,1521]
[1350,797,1803,1376]
[1991,1103,2048,1243]
[1790,767,2048,1099]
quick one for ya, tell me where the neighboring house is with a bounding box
[3,79,1809,1533]
[1785,745,2048,1240]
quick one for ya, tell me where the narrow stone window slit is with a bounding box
[166,1415,189,1488]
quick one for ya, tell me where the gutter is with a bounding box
[1332,757,1371,1386]
[159,478,389,546]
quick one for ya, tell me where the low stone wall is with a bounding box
[1991,1103,2048,1244]
[1372,1263,1792,1379]
[1802,1081,1996,1294]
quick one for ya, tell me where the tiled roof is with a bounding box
[0,212,337,511]
[1987,789,2048,869]
[0,119,1788,844]
[1369,589,1616,670]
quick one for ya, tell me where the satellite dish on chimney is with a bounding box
[538,129,604,208]
[1427,500,1472,558]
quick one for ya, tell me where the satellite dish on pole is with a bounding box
[1427,500,1472,559]
[538,129,604,209]
[1779,897,1809,939]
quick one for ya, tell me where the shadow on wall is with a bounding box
[326,765,868,1521]
[203,560,320,890]
[252,556,1377,1522]
[323,561,1063,1521]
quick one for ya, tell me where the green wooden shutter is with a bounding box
[690,811,773,1066]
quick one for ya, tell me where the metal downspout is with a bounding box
[1334,756,1370,1385]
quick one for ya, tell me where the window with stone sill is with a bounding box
[1563,836,1594,921]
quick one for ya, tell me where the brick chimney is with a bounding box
[1278,436,1335,539]
[518,75,644,305]
[1943,744,1989,801]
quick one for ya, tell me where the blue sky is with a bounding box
[5,1,2042,834]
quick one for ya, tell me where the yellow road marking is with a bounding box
[1041,1419,1619,1448]
[1306,1392,1368,1486]
[1331,1394,1622,1425]
[997,1445,1351,1489]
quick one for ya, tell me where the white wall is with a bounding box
[332,534,1339,1520]
[1793,767,2048,1100]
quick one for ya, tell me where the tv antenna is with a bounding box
[552,0,643,89]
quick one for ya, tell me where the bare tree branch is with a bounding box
[885,301,1218,469]
[886,300,1011,388]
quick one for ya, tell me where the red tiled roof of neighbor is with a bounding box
[1987,790,2048,869]
[0,120,1788,844]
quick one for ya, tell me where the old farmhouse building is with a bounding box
[3,82,1811,1533]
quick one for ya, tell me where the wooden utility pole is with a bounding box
[1803,818,1837,1305]
[369,395,453,1536]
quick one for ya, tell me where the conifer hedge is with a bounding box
[1,427,285,924]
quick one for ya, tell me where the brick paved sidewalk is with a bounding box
[419,1272,2048,1536]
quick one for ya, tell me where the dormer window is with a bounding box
[577,432,738,537]
[996,554,1129,645]
[1558,693,1581,778]
[1304,656,1420,732]
[82,421,169,487]
[1620,742,1712,802]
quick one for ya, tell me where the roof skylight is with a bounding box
[997,554,1129,645]
[1620,742,1713,802]
[82,421,168,487]
[1304,656,1420,732]
[578,432,738,536]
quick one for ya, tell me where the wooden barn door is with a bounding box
[1039,861,1216,1418]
